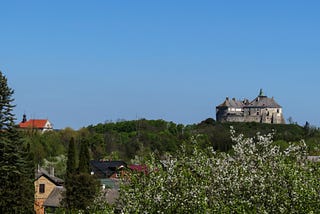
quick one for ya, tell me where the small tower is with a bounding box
[259,88,265,97]
[21,114,27,123]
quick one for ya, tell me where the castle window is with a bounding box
[257,111,260,116]
[39,184,45,193]
[277,109,280,113]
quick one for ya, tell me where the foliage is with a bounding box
[0,71,34,213]
[118,128,320,213]
[64,138,77,210]
[78,140,91,174]
[22,118,320,166]
[63,137,101,213]
[70,173,101,212]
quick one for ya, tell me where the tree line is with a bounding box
[22,117,320,178]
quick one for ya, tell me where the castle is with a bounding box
[216,89,285,124]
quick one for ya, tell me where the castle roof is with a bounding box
[217,97,244,108]
[247,95,282,108]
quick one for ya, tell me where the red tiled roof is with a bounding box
[128,164,148,174]
[19,119,48,129]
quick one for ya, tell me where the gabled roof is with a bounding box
[217,97,245,108]
[19,119,50,129]
[90,160,127,178]
[247,95,282,108]
[35,168,64,186]
[43,186,65,208]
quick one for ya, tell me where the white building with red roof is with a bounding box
[19,114,53,132]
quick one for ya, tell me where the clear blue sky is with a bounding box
[1,1,320,129]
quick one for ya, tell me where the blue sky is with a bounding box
[1,1,320,129]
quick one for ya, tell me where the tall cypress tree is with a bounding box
[64,138,100,212]
[64,137,77,211]
[66,137,76,176]
[78,140,90,174]
[0,71,34,213]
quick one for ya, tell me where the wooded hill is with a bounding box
[22,118,320,178]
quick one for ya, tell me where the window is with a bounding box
[116,171,121,178]
[39,184,45,193]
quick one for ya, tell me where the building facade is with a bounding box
[34,167,64,214]
[216,89,285,124]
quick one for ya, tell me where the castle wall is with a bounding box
[217,107,285,124]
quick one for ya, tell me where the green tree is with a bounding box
[64,138,100,213]
[78,140,90,174]
[63,137,77,211]
[0,71,34,213]
[74,140,100,212]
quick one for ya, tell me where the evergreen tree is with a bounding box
[75,140,100,212]
[66,137,76,176]
[64,137,77,211]
[78,140,90,174]
[0,71,34,213]
[64,138,100,213]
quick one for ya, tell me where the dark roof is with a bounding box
[90,160,127,178]
[35,168,64,185]
[247,95,282,108]
[43,186,65,208]
[217,97,245,108]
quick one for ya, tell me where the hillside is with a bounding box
[21,118,320,178]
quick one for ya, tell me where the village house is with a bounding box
[90,160,127,179]
[216,89,285,124]
[19,114,53,132]
[90,160,147,207]
[34,167,64,214]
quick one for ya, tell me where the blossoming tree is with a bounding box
[118,128,320,213]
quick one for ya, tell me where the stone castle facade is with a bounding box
[216,89,285,124]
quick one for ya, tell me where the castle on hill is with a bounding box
[216,89,285,124]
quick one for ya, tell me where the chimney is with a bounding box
[49,166,54,177]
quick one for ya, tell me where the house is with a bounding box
[216,89,285,124]
[19,114,53,132]
[90,160,127,179]
[43,186,65,213]
[34,167,64,214]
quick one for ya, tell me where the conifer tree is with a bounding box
[78,140,90,174]
[0,71,34,213]
[64,138,100,212]
[64,137,77,211]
